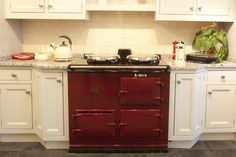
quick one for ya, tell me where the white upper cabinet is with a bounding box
[48,0,82,13]
[86,0,156,11]
[159,0,194,15]
[156,0,234,22]
[10,0,45,13]
[196,0,230,16]
[5,0,87,19]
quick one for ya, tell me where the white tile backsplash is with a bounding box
[0,1,22,57]
[22,12,210,56]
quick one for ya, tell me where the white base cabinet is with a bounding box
[33,70,68,141]
[205,85,236,129]
[169,70,206,141]
[0,85,32,129]
[204,70,236,133]
[0,68,33,133]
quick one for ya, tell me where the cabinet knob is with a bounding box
[198,7,202,11]
[134,74,147,77]
[11,74,17,78]
[190,7,194,11]
[177,80,181,84]
[26,91,31,95]
[57,79,62,83]
[208,91,212,95]
[221,75,226,79]
[48,5,53,8]
[38,4,44,8]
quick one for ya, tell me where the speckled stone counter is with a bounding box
[162,56,236,71]
[1,56,236,70]
[0,57,87,70]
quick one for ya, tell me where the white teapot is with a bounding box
[53,35,73,62]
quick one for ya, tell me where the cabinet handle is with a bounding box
[48,5,53,8]
[38,4,44,8]
[208,91,212,95]
[153,128,163,134]
[118,123,128,128]
[134,74,147,77]
[198,7,202,11]
[26,91,31,95]
[107,123,117,128]
[57,79,62,83]
[221,75,226,79]
[11,74,17,78]
[177,80,181,84]
[155,114,164,119]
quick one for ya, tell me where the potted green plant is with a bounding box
[192,23,228,63]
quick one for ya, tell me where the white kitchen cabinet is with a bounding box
[8,0,45,13]
[86,0,155,11]
[5,0,87,20]
[0,69,33,134]
[47,0,82,13]
[159,0,194,15]
[156,0,234,22]
[196,0,230,16]
[169,71,205,141]
[205,85,236,129]
[204,70,236,132]
[33,70,68,141]
[0,85,32,129]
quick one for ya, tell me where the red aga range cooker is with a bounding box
[67,54,170,152]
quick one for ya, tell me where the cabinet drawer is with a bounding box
[0,70,31,81]
[207,71,236,83]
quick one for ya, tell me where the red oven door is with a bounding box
[119,109,163,138]
[120,77,163,105]
[72,110,116,137]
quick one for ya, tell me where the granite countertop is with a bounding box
[0,57,87,70]
[1,55,236,70]
[163,56,236,70]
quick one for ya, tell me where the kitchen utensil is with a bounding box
[12,52,35,60]
[118,49,132,64]
[54,35,73,62]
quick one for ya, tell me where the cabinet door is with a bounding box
[0,85,32,129]
[9,0,45,13]
[205,85,236,129]
[194,72,205,136]
[71,110,116,137]
[32,71,43,138]
[48,0,82,13]
[159,0,195,15]
[42,73,64,137]
[197,0,230,16]
[119,109,163,138]
[174,74,196,136]
[120,77,162,105]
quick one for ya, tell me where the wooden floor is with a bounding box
[0,141,236,157]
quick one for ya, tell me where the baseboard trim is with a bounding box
[199,133,235,141]
[168,137,199,149]
[0,134,39,142]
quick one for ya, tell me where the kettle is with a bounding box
[54,35,73,62]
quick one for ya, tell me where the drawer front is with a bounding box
[0,70,31,81]
[120,77,163,106]
[119,109,164,138]
[207,71,236,83]
[71,110,116,138]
